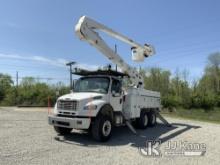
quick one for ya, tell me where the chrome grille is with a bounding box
[57,100,78,111]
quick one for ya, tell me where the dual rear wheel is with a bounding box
[136,110,157,129]
[91,110,157,141]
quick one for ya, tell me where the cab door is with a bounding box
[109,78,123,111]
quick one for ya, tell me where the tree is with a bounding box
[15,77,70,106]
[206,52,220,93]
[0,74,13,103]
[193,52,220,110]
[208,52,220,68]
[144,67,171,95]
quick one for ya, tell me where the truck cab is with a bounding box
[48,69,128,141]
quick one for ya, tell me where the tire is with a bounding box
[54,126,72,135]
[136,111,149,129]
[92,115,112,142]
[148,110,157,127]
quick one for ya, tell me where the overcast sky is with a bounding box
[0,0,220,84]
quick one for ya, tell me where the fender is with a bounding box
[78,100,110,117]
[97,104,114,121]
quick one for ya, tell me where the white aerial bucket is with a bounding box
[131,47,145,62]
[131,44,155,62]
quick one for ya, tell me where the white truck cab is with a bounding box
[49,74,123,125]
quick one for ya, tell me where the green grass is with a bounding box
[161,107,220,124]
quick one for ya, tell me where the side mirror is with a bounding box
[72,79,77,90]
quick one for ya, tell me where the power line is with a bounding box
[0,76,69,81]
[158,39,220,53]
[0,63,67,71]
[1,40,219,70]
[150,50,212,66]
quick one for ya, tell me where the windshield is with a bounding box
[74,77,110,94]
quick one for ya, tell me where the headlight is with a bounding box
[83,104,97,110]
[93,96,103,100]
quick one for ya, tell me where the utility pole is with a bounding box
[15,71,18,106]
[16,71,18,88]
[115,44,117,71]
[66,61,76,89]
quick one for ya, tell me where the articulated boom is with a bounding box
[75,16,155,88]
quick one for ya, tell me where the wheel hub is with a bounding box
[144,114,148,126]
[102,120,111,137]
[152,114,156,124]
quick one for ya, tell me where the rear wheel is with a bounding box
[92,115,112,142]
[136,111,149,129]
[148,111,157,127]
[54,126,72,135]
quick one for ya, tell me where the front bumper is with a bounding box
[48,115,91,129]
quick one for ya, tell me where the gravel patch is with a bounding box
[0,107,220,165]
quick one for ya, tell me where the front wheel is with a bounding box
[92,115,112,142]
[54,126,72,135]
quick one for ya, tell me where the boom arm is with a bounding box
[75,16,155,88]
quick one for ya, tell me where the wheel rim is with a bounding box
[102,120,111,137]
[152,114,156,124]
[144,114,148,126]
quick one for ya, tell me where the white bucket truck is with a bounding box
[48,16,170,141]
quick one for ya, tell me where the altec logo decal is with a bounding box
[139,140,206,157]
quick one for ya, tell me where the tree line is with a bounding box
[0,76,69,106]
[143,52,220,110]
[0,52,220,110]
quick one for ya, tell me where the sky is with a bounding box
[0,0,220,84]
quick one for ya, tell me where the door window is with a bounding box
[111,79,121,94]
